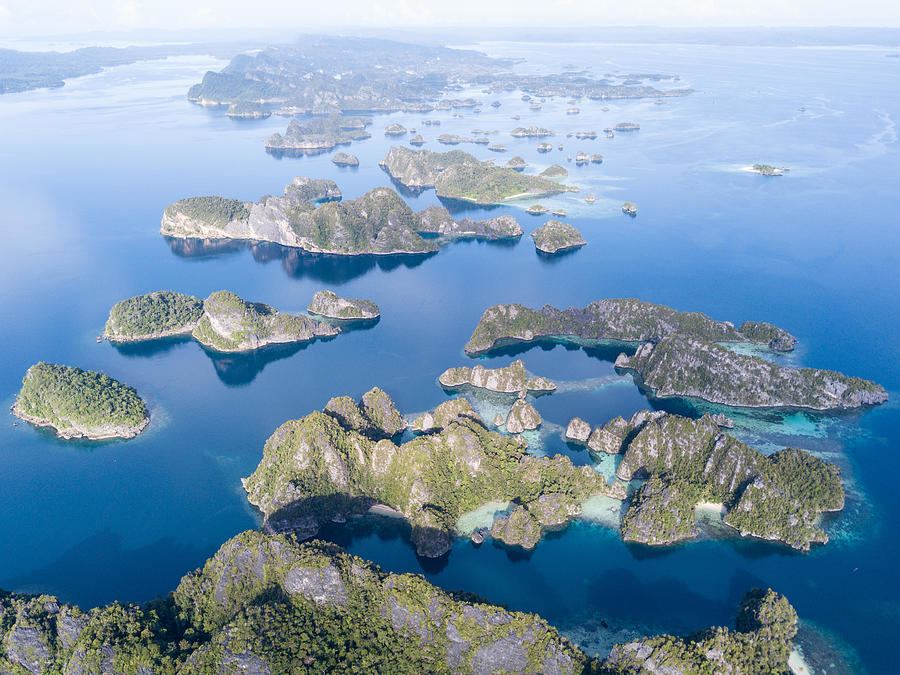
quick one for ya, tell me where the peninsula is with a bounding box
[464,299,797,355]
[0,532,795,674]
[243,389,621,557]
[12,362,149,440]
[616,335,888,410]
[161,177,438,256]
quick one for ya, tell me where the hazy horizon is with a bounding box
[2,0,899,41]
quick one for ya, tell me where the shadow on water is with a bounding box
[165,237,436,283]
[437,195,504,216]
[110,335,194,358]
[534,246,584,264]
[3,530,211,609]
[203,337,337,386]
[480,340,639,363]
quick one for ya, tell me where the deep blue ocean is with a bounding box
[1,40,898,672]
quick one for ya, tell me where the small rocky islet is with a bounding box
[307,289,380,320]
[12,362,149,440]
[531,220,586,254]
[438,359,556,394]
[105,290,338,352]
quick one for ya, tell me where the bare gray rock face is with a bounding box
[505,399,542,434]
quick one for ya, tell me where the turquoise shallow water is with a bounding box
[0,41,898,671]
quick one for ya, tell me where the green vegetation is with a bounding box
[193,290,338,352]
[531,220,586,254]
[225,101,270,118]
[615,412,845,550]
[307,290,380,320]
[604,588,797,674]
[104,290,204,340]
[438,360,556,394]
[244,391,613,556]
[464,298,795,355]
[0,550,796,674]
[0,533,588,674]
[266,116,371,150]
[14,363,148,439]
[752,163,781,175]
[617,335,888,410]
[163,196,249,227]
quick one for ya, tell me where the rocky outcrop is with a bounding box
[243,390,611,557]
[323,387,406,438]
[439,360,555,394]
[0,531,591,674]
[614,412,845,550]
[539,164,568,178]
[506,156,528,170]
[603,589,797,674]
[265,116,371,151]
[12,362,149,441]
[510,127,554,138]
[331,152,359,166]
[307,290,380,320]
[616,335,888,410]
[505,399,542,434]
[565,417,591,442]
[416,206,523,240]
[463,299,798,355]
[531,220,586,254]
[384,123,407,136]
[162,178,437,256]
[192,291,338,352]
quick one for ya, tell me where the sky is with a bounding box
[1,0,899,38]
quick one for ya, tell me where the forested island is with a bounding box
[531,220,586,254]
[185,37,690,114]
[265,116,371,154]
[161,177,437,255]
[439,360,556,394]
[0,532,796,674]
[243,389,623,557]
[105,290,338,352]
[575,410,845,550]
[12,363,149,440]
[307,290,380,320]
[464,299,797,355]
[380,146,575,204]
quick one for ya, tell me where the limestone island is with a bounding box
[580,410,844,551]
[265,115,371,153]
[384,123,407,136]
[243,389,622,557]
[487,144,507,152]
[525,204,548,215]
[510,126,554,138]
[105,290,339,353]
[622,201,637,216]
[225,101,270,119]
[536,142,553,152]
[12,362,149,440]
[614,122,640,131]
[539,163,568,178]
[0,530,800,674]
[464,298,798,356]
[417,206,523,241]
[615,335,888,410]
[161,177,439,256]
[307,289,380,320]
[331,152,359,167]
[439,360,556,394]
[506,156,528,170]
[531,220,586,254]
[379,146,575,205]
[747,163,789,176]
[408,133,425,146]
